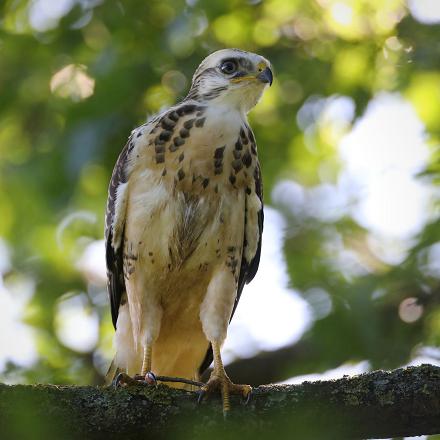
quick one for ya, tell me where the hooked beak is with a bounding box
[257,67,273,86]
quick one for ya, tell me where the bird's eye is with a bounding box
[220,60,237,75]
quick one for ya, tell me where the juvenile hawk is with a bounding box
[106,48,272,414]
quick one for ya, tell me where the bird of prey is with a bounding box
[105,48,272,414]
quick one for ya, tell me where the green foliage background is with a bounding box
[1,0,440,405]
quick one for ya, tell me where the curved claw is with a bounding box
[197,388,206,405]
[113,372,125,388]
[243,387,252,405]
[113,372,139,388]
[133,372,157,385]
[112,373,139,388]
[115,372,158,387]
[145,371,157,386]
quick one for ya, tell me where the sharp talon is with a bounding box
[113,372,125,388]
[113,372,139,387]
[197,389,206,405]
[145,371,157,386]
[244,388,252,405]
[114,372,160,387]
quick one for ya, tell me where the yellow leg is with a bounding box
[201,341,252,416]
[141,344,152,377]
[113,345,156,388]
[212,341,231,413]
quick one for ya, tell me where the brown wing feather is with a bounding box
[105,138,133,328]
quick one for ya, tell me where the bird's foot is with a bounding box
[113,371,157,388]
[198,372,252,416]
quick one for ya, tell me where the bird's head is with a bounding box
[187,48,273,113]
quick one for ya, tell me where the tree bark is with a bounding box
[1,364,440,440]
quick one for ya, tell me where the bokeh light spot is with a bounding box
[50,64,95,101]
[331,2,353,26]
[405,72,440,131]
[161,70,188,95]
[306,287,333,320]
[398,297,423,324]
[55,293,99,353]
[408,0,440,24]
[213,14,248,47]
[253,19,280,47]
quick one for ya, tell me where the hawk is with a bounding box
[105,48,272,414]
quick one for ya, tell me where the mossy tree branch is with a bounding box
[1,364,440,440]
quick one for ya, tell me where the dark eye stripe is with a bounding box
[238,57,253,71]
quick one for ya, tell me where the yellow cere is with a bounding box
[257,61,268,71]
[231,61,268,83]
